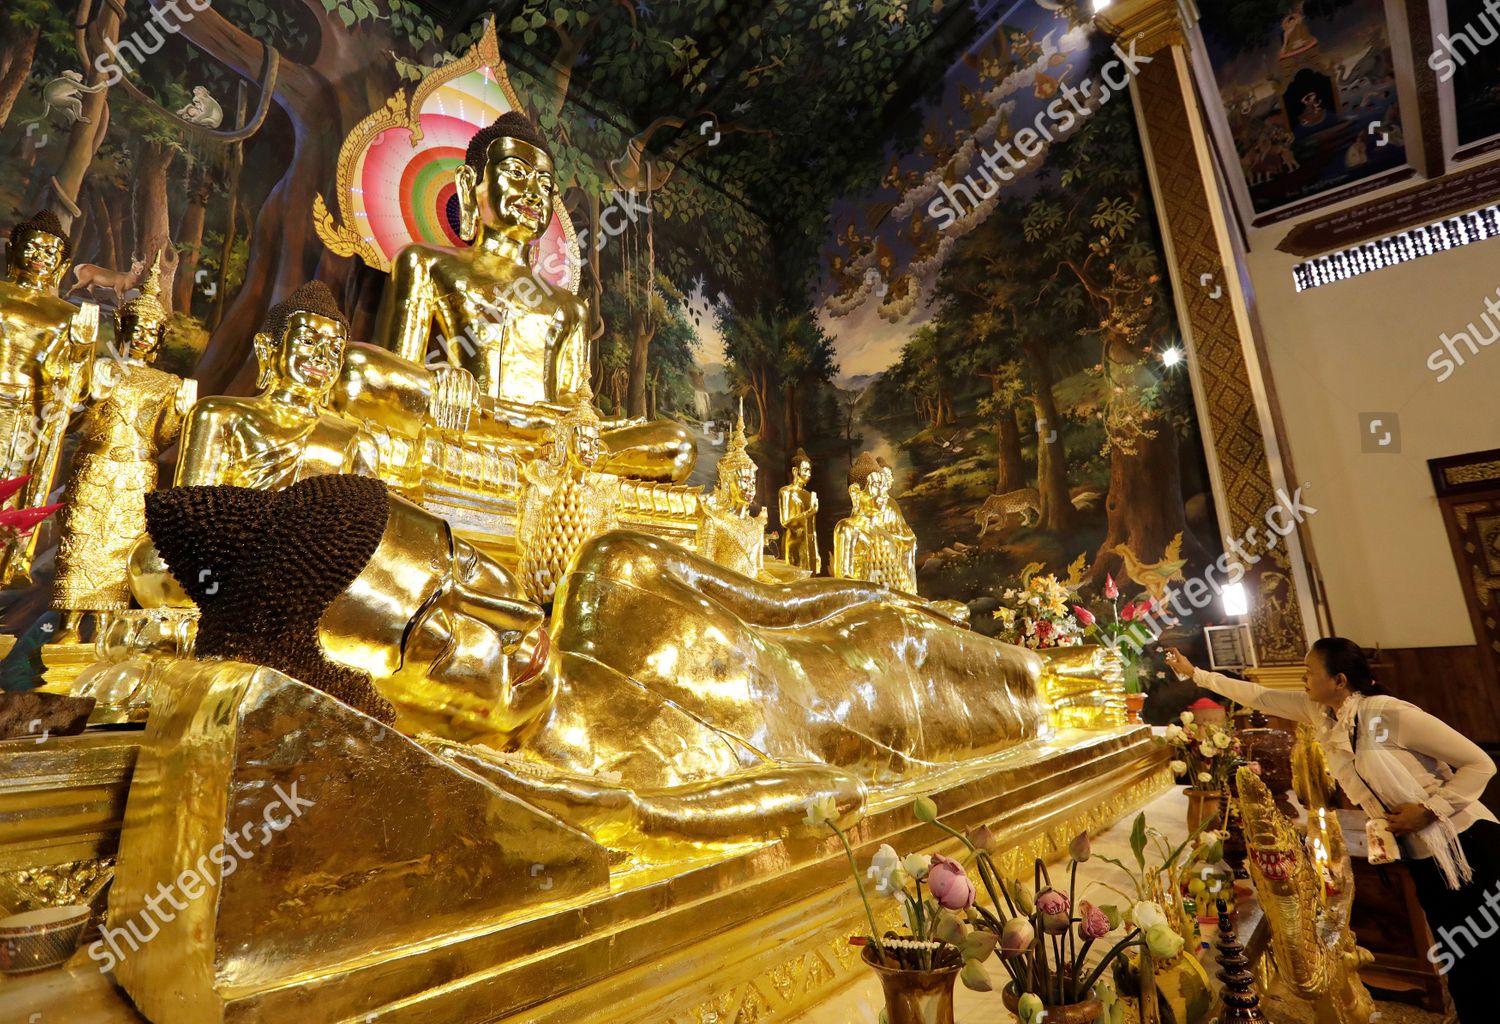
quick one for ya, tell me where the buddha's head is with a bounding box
[847,451,886,512]
[4,210,70,293]
[116,253,168,363]
[145,475,553,744]
[790,448,812,489]
[714,410,757,513]
[456,111,555,247]
[549,383,604,472]
[253,280,349,403]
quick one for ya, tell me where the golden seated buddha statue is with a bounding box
[332,111,695,485]
[832,452,918,593]
[0,210,99,587]
[695,411,770,581]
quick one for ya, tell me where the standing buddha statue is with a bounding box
[696,409,769,581]
[335,110,695,484]
[778,448,820,574]
[0,210,99,587]
[832,452,918,593]
[175,281,384,490]
[515,382,621,604]
[52,254,195,640]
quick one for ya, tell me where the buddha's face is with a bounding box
[258,310,346,400]
[726,462,756,510]
[866,467,891,508]
[478,138,554,243]
[792,460,811,487]
[319,497,552,742]
[568,421,603,470]
[118,311,168,363]
[6,229,67,290]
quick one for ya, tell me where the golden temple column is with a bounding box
[1096,0,1320,669]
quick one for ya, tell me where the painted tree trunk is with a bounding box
[996,405,1026,494]
[136,141,176,304]
[173,175,210,313]
[1026,339,1073,531]
[1092,410,1204,582]
[0,24,39,128]
[45,2,119,228]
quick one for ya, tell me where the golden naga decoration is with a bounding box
[174,280,387,490]
[696,408,770,581]
[778,447,820,574]
[0,210,99,588]
[832,451,918,593]
[1236,766,1374,1024]
[515,382,621,604]
[332,109,695,485]
[51,254,196,641]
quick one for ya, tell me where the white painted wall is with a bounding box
[1243,174,1500,648]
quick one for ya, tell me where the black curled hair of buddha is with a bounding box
[1310,637,1382,696]
[464,110,554,171]
[9,209,71,264]
[790,448,811,470]
[144,475,398,725]
[259,280,349,340]
[848,451,882,487]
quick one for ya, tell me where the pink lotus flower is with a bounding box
[1077,900,1111,940]
[1072,605,1096,626]
[926,855,976,910]
[1035,887,1070,916]
[1120,600,1137,622]
[1104,574,1118,599]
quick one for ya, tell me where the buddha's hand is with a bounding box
[430,366,479,432]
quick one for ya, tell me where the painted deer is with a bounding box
[66,256,146,307]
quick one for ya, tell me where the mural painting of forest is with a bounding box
[0,0,1226,649]
[1444,0,1500,150]
[1198,0,1407,215]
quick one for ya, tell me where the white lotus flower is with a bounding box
[867,844,907,897]
[1132,900,1169,930]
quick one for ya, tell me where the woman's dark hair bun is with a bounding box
[1311,636,1382,695]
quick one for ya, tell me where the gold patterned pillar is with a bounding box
[1097,0,1319,667]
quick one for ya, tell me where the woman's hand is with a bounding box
[1385,803,1438,836]
[1163,647,1196,679]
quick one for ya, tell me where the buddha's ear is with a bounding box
[455,164,480,242]
[252,331,275,389]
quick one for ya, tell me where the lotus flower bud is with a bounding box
[933,910,966,946]
[913,796,939,823]
[902,853,931,881]
[961,929,998,960]
[959,958,993,992]
[927,855,976,910]
[1068,830,1092,863]
[1009,878,1036,915]
[999,917,1035,956]
[968,824,999,853]
[1018,991,1046,1023]
[1146,922,1185,960]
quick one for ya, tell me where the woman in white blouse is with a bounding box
[1165,638,1497,1023]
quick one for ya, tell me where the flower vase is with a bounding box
[1002,982,1103,1023]
[1184,788,1224,834]
[863,946,959,1024]
[1125,691,1146,724]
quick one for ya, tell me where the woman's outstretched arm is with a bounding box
[1164,648,1316,724]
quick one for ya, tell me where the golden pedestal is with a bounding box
[79,657,1166,1024]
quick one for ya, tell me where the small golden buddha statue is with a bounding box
[777,447,820,574]
[0,209,99,587]
[336,111,695,484]
[515,381,621,604]
[51,254,196,641]
[175,281,383,490]
[696,409,769,581]
[141,475,1046,847]
[832,452,918,593]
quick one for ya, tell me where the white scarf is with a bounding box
[1325,696,1474,890]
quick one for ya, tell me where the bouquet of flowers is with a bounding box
[1093,811,1229,948]
[1071,574,1159,692]
[1157,711,1240,791]
[996,570,1086,650]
